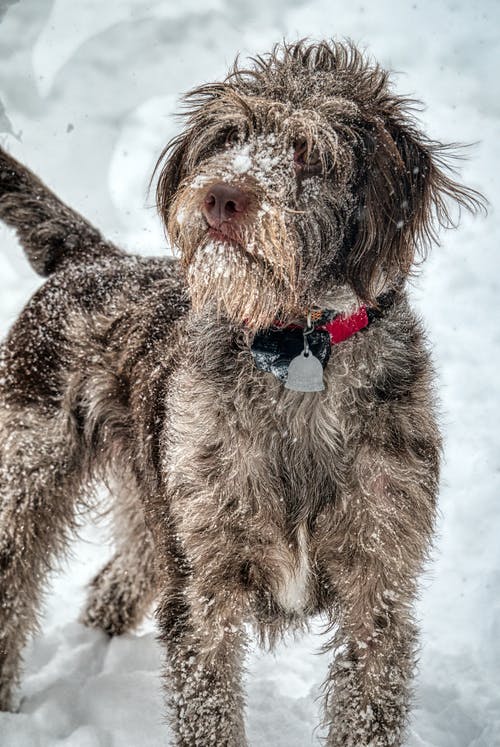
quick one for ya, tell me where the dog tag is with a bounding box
[285,351,325,392]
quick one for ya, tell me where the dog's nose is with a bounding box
[202,182,249,228]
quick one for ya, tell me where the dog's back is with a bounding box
[0,145,189,459]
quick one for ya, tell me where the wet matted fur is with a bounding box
[0,41,484,746]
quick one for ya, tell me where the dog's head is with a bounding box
[155,40,483,329]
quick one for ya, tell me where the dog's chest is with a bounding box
[273,523,311,614]
[169,336,357,617]
[229,374,345,615]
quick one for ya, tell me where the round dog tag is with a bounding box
[285,351,325,392]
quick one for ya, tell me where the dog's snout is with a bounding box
[202,182,249,228]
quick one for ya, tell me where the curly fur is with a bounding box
[0,40,484,745]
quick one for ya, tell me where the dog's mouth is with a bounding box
[206,224,243,249]
[180,207,301,329]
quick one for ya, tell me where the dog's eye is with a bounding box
[293,140,322,176]
[224,129,240,147]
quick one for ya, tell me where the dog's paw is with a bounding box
[80,588,132,637]
[80,558,151,637]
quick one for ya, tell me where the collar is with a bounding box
[270,287,397,341]
[273,304,370,345]
[249,290,396,385]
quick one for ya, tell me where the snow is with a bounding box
[0,1,499,745]
[232,146,253,175]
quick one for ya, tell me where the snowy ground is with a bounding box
[0,1,499,745]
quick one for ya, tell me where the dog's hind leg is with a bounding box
[0,404,85,711]
[81,474,157,636]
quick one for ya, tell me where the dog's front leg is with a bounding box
[156,562,247,747]
[323,588,418,747]
[319,447,438,746]
[150,493,248,747]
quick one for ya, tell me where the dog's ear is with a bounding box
[153,131,192,229]
[345,114,485,305]
[153,82,231,230]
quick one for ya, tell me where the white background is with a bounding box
[0,1,498,745]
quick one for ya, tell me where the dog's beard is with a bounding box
[168,191,300,330]
[186,241,297,329]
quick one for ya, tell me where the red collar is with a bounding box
[318,305,369,344]
[275,305,369,345]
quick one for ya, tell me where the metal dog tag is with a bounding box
[285,351,325,392]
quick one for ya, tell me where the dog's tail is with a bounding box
[0,145,124,276]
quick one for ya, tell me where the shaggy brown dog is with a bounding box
[0,41,483,746]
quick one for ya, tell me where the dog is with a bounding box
[0,40,483,746]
